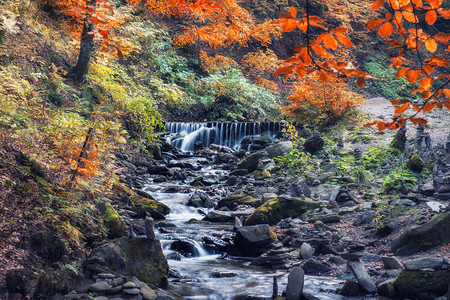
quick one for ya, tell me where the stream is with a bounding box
[141,154,378,300]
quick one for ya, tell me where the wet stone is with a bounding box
[89,281,111,293]
[123,281,137,289]
[123,288,140,295]
[98,273,116,279]
[382,256,404,269]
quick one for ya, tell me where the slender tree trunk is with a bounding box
[71,0,96,83]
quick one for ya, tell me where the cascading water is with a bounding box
[165,122,284,152]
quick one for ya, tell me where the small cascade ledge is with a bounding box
[165,121,284,152]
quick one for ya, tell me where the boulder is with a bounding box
[236,141,293,173]
[100,202,127,238]
[217,194,262,209]
[303,259,330,275]
[338,279,362,296]
[286,267,304,300]
[393,269,450,299]
[234,224,277,256]
[391,211,450,255]
[304,131,324,154]
[407,154,425,172]
[381,256,403,269]
[377,279,396,298]
[245,197,323,226]
[347,261,377,294]
[130,194,170,219]
[148,164,172,176]
[89,237,169,288]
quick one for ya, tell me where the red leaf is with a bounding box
[290,7,297,18]
[394,103,410,114]
[371,0,383,10]
[356,78,366,88]
[406,70,418,84]
[395,68,409,79]
[425,10,437,25]
[378,22,393,38]
[410,118,428,125]
[390,99,410,105]
[423,100,437,113]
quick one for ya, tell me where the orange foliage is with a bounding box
[199,50,237,73]
[280,75,364,128]
[363,0,450,129]
[39,0,126,54]
[241,48,279,91]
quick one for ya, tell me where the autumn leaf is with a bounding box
[419,77,433,90]
[283,19,298,32]
[395,68,409,79]
[410,117,428,125]
[425,39,437,52]
[412,104,420,112]
[403,11,418,23]
[321,34,338,50]
[406,70,418,84]
[443,89,450,98]
[425,10,437,25]
[356,78,366,88]
[443,100,450,110]
[394,103,410,114]
[336,33,353,47]
[366,18,384,30]
[371,0,383,10]
[391,99,410,105]
[290,7,297,18]
[378,22,393,38]
[411,0,423,7]
[421,91,431,99]
[423,100,437,112]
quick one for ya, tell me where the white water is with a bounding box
[142,159,379,300]
[165,122,283,152]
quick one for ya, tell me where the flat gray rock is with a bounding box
[348,261,377,294]
[286,267,304,300]
[88,281,111,293]
[404,257,444,270]
[381,256,403,269]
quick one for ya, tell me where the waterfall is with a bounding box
[165,122,284,152]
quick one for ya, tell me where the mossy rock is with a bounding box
[251,169,271,178]
[393,270,450,299]
[157,221,177,228]
[237,141,293,173]
[101,203,127,238]
[217,194,263,209]
[146,142,162,159]
[407,154,425,172]
[121,237,169,288]
[390,136,405,152]
[391,211,450,255]
[245,197,324,225]
[130,194,170,216]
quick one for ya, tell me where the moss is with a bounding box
[390,136,405,152]
[393,270,450,298]
[130,194,170,215]
[123,237,169,288]
[245,197,324,225]
[218,194,263,209]
[102,203,127,238]
[157,221,176,227]
[407,154,425,172]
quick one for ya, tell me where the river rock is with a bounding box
[170,240,202,257]
[286,267,304,300]
[234,224,277,256]
[140,282,156,300]
[300,242,314,259]
[391,211,450,255]
[88,237,169,288]
[303,259,330,275]
[403,257,444,271]
[377,279,396,298]
[203,210,233,222]
[353,211,375,226]
[381,256,403,269]
[148,165,172,176]
[393,269,450,299]
[347,261,377,294]
[236,141,293,173]
[89,281,111,293]
[245,197,323,225]
[338,279,362,296]
[304,131,324,154]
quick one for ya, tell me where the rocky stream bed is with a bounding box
[6,118,450,300]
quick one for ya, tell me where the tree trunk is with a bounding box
[71,0,96,83]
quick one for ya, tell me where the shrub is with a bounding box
[280,74,364,129]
